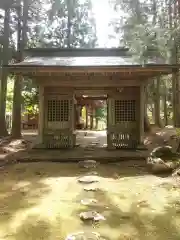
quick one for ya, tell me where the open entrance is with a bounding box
[75,93,107,148]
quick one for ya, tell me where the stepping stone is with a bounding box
[89,143,99,147]
[80,211,106,222]
[79,160,98,169]
[83,186,98,192]
[78,175,99,184]
[87,171,98,176]
[85,148,95,152]
[81,199,98,206]
[65,231,101,240]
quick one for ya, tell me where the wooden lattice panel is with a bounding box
[47,99,69,122]
[44,94,74,148]
[107,96,138,149]
[115,100,136,123]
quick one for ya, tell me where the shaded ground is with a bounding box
[0,162,180,240]
[1,127,179,163]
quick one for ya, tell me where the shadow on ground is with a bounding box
[0,162,179,239]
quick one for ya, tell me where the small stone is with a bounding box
[65,231,101,240]
[81,199,98,206]
[84,186,98,192]
[87,171,98,176]
[172,167,180,177]
[79,160,97,169]
[80,211,106,222]
[78,175,99,184]
[35,171,41,176]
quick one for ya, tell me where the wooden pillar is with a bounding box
[38,85,44,143]
[90,105,93,130]
[76,105,82,129]
[107,96,114,149]
[139,83,145,144]
[85,105,88,129]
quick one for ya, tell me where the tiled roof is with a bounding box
[13,56,165,67]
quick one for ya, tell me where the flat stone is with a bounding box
[87,171,98,176]
[80,211,106,222]
[81,199,98,206]
[85,148,95,151]
[79,160,97,169]
[147,157,173,174]
[83,186,98,192]
[65,231,101,240]
[78,175,99,184]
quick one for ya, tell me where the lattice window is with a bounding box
[115,100,136,122]
[47,99,69,122]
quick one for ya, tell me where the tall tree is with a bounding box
[110,0,180,127]
[0,1,11,136]
[40,0,97,47]
[11,0,29,138]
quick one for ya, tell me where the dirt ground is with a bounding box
[0,162,180,240]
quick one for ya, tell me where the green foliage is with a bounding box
[28,0,97,48]
[4,0,97,119]
[6,78,14,113]
[95,106,107,122]
[6,76,39,115]
[22,87,39,115]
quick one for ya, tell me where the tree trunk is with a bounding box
[67,0,72,47]
[164,94,168,126]
[11,0,28,138]
[95,118,98,129]
[172,71,180,127]
[90,106,93,130]
[0,6,10,136]
[144,113,151,132]
[85,106,88,129]
[11,75,22,138]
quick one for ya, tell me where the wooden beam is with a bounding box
[36,78,141,87]
[7,65,176,76]
[76,97,107,100]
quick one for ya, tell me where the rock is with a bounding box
[147,157,173,174]
[78,175,99,184]
[172,167,180,177]
[83,186,98,192]
[165,125,174,129]
[65,231,101,240]
[78,160,98,169]
[86,171,98,176]
[150,146,174,158]
[80,211,106,222]
[81,199,98,206]
[9,139,28,149]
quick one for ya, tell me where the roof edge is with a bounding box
[23,47,160,58]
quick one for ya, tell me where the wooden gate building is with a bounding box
[7,48,178,149]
